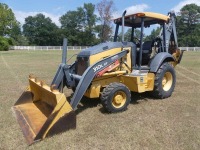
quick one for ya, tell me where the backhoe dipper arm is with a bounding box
[159,12,178,52]
[70,50,128,109]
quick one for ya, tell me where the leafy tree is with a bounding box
[94,24,109,42]
[12,35,29,46]
[60,10,80,45]
[23,13,61,46]
[145,26,161,41]
[97,0,115,42]
[118,28,141,42]
[0,3,22,49]
[124,28,132,41]
[177,4,200,46]
[60,3,98,46]
[77,3,98,45]
[94,25,102,37]
[0,3,20,36]
[134,28,142,39]
[9,21,25,45]
[0,36,9,51]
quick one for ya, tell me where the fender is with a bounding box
[150,52,175,72]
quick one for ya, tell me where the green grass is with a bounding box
[0,50,200,150]
[179,51,200,74]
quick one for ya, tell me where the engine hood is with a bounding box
[77,42,135,57]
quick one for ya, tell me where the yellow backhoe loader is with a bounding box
[12,11,184,145]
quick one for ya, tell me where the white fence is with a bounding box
[10,46,200,51]
[10,46,90,51]
[179,47,200,51]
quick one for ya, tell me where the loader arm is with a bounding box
[70,50,128,109]
[50,49,128,109]
[51,38,76,91]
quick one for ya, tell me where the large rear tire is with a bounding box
[100,82,131,113]
[151,62,176,99]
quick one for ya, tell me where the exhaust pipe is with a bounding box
[122,10,127,42]
[62,38,67,64]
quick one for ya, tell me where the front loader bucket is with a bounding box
[12,76,76,145]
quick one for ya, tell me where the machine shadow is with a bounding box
[75,97,100,115]
[130,92,153,104]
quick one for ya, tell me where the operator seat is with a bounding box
[141,41,153,65]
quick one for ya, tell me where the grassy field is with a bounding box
[0,50,200,150]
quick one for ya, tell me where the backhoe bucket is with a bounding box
[12,76,76,145]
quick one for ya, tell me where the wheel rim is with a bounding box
[162,72,173,91]
[112,91,126,108]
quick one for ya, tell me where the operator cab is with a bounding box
[114,12,170,69]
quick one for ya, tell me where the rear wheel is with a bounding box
[100,82,131,113]
[151,62,176,99]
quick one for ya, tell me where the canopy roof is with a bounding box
[114,12,170,28]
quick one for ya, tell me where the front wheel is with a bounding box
[100,82,131,113]
[151,62,176,99]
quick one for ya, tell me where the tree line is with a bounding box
[0,0,114,50]
[0,2,199,51]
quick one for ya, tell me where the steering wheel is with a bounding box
[133,36,141,46]
[150,37,162,57]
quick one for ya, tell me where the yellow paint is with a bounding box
[89,47,133,73]
[85,71,155,98]
[115,12,169,22]
[171,49,183,67]
[84,84,101,98]
[90,47,132,72]
[84,76,121,98]
[102,70,127,77]
[13,77,74,144]
[42,97,72,139]
[89,48,122,65]
[162,72,173,91]
[119,73,155,93]
[120,75,138,92]
[121,47,132,73]
[146,73,155,91]
[112,91,126,108]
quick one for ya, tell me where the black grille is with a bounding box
[76,57,89,75]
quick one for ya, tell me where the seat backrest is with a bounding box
[142,41,152,53]
[141,41,153,65]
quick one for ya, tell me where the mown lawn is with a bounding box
[0,50,200,150]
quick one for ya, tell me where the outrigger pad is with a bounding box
[12,76,76,145]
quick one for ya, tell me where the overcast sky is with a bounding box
[2,0,200,26]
